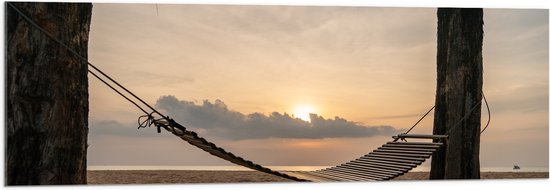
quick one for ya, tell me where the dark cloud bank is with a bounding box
[148,95,399,140]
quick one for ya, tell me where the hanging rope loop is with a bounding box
[480,91,491,134]
[137,112,176,133]
[137,114,153,129]
[397,91,491,141]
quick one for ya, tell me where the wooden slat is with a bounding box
[328,170,380,181]
[328,167,391,180]
[344,161,409,172]
[382,143,441,149]
[329,166,393,178]
[180,135,202,144]
[336,165,398,177]
[383,143,441,148]
[180,131,195,137]
[186,140,213,150]
[304,172,341,181]
[354,158,417,168]
[312,172,356,181]
[321,168,383,181]
[387,141,444,146]
[291,171,341,182]
[342,166,404,180]
[359,155,422,165]
[306,171,350,182]
[310,171,354,181]
[303,171,345,181]
[348,161,411,173]
[378,146,437,152]
[370,151,431,158]
[319,171,377,181]
[347,160,409,172]
[208,150,236,161]
[180,138,308,181]
[228,159,249,167]
[181,137,215,151]
[367,153,426,161]
[339,164,401,176]
[313,170,368,181]
[374,149,433,155]
[324,169,384,181]
[392,134,448,139]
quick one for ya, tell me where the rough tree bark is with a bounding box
[430,8,483,179]
[7,2,93,185]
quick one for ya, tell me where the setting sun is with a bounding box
[293,105,316,122]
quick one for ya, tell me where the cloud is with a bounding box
[154,95,400,140]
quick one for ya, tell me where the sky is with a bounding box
[86,3,549,169]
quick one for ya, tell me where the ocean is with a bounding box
[87,165,549,172]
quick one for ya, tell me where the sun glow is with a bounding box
[293,105,316,122]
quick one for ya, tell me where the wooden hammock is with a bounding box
[159,120,446,182]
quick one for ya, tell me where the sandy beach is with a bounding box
[87,170,548,184]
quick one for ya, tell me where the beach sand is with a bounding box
[394,172,548,180]
[87,170,548,184]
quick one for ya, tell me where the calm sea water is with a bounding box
[88,165,328,171]
[88,165,548,172]
[410,166,548,172]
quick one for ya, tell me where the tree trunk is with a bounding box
[7,2,93,185]
[430,8,483,179]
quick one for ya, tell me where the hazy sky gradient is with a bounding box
[87,4,548,168]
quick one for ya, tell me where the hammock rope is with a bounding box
[399,92,491,137]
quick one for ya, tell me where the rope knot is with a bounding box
[138,112,170,133]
